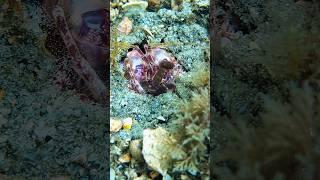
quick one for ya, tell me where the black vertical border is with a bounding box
[106,0,111,178]
[209,0,216,178]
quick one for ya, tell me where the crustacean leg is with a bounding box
[143,59,174,95]
[132,45,145,55]
[52,6,107,104]
[129,79,145,94]
[153,60,174,85]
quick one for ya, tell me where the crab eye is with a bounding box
[82,9,107,30]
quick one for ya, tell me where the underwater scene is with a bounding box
[0,0,319,179]
[110,0,209,179]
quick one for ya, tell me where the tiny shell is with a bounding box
[118,153,131,163]
[122,117,133,130]
[156,115,166,122]
[117,17,133,35]
[110,118,123,133]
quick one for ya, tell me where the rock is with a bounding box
[180,174,191,180]
[118,17,133,35]
[122,117,133,130]
[129,139,143,162]
[118,153,131,163]
[142,127,177,176]
[194,0,209,8]
[110,136,115,143]
[148,0,160,9]
[110,168,116,180]
[149,171,160,179]
[156,115,166,122]
[125,168,138,179]
[110,118,123,133]
[133,174,149,180]
[119,130,132,141]
[122,1,148,12]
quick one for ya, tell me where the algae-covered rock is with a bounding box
[122,1,148,12]
[110,118,123,133]
[142,127,176,176]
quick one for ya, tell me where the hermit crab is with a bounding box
[123,45,182,95]
[42,0,108,104]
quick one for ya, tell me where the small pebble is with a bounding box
[110,168,116,180]
[119,130,132,141]
[156,115,166,122]
[149,171,160,179]
[122,117,133,130]
[118,153,131,163]
[110,118,123,133]
[180,174,191,180]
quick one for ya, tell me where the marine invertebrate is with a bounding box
[78,9,108,47]
[170,88,209,176]
[145,89,209,177]
[123,45,182,95]
[51,6,107,104]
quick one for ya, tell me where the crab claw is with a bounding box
[124,45,180,95]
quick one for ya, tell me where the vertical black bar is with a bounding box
[209,0,215,179]
[106,0,111,178]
